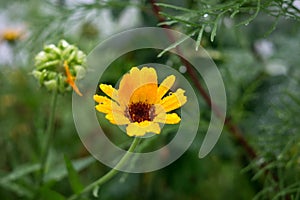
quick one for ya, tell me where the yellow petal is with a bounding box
[94,95,130,125]
[140,67,157,85]
[157,75,175,101]
[118,67,158,105]
[118,69,140,105]
[153,112,181,124]
[99,84,118,101]
[129,83,157,104]
[93,94,110,104]
[94,95,123,114]
[95,104,111,114]
[126,121,161,136]
[159,89,187,112]
[105,113,130,125]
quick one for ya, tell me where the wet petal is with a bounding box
[159,89,187,112]
[126,121,161,136]
[157,75,175,101]
[93,94,110,104]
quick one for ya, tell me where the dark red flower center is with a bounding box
[127,102,155,123]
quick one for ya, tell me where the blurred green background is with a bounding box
[0,0,300,199]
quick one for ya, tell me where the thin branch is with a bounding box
[150,1,292,199]
[150,0,257,159]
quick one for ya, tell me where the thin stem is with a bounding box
[38,89,58,185]
[68,137,141,200]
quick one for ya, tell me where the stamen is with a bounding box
[127,102,155,123]
[64,61,83,96]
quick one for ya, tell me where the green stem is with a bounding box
[68,137,141,200]
[39,89,58,185]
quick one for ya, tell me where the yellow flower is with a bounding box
[1,29,23,42]
[94,67,187,137]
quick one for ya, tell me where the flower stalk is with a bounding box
[68,137,141,200]
[39,88,58,185]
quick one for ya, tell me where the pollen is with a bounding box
[127,102,155,123]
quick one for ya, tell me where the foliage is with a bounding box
[0,0,300,200]
[156,0,300,46]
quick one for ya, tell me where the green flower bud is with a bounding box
[35,52,48,65]
[44,44,62,57]
[74,65,86,79]
[76,51,86,63]
[58,39,69,49]
[44,79,58,91]
[32,70,42,80]
[32,39,87,95]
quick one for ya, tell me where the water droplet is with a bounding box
[179,65,187,73]
[205,26,211,33]
[282,3,288,9]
